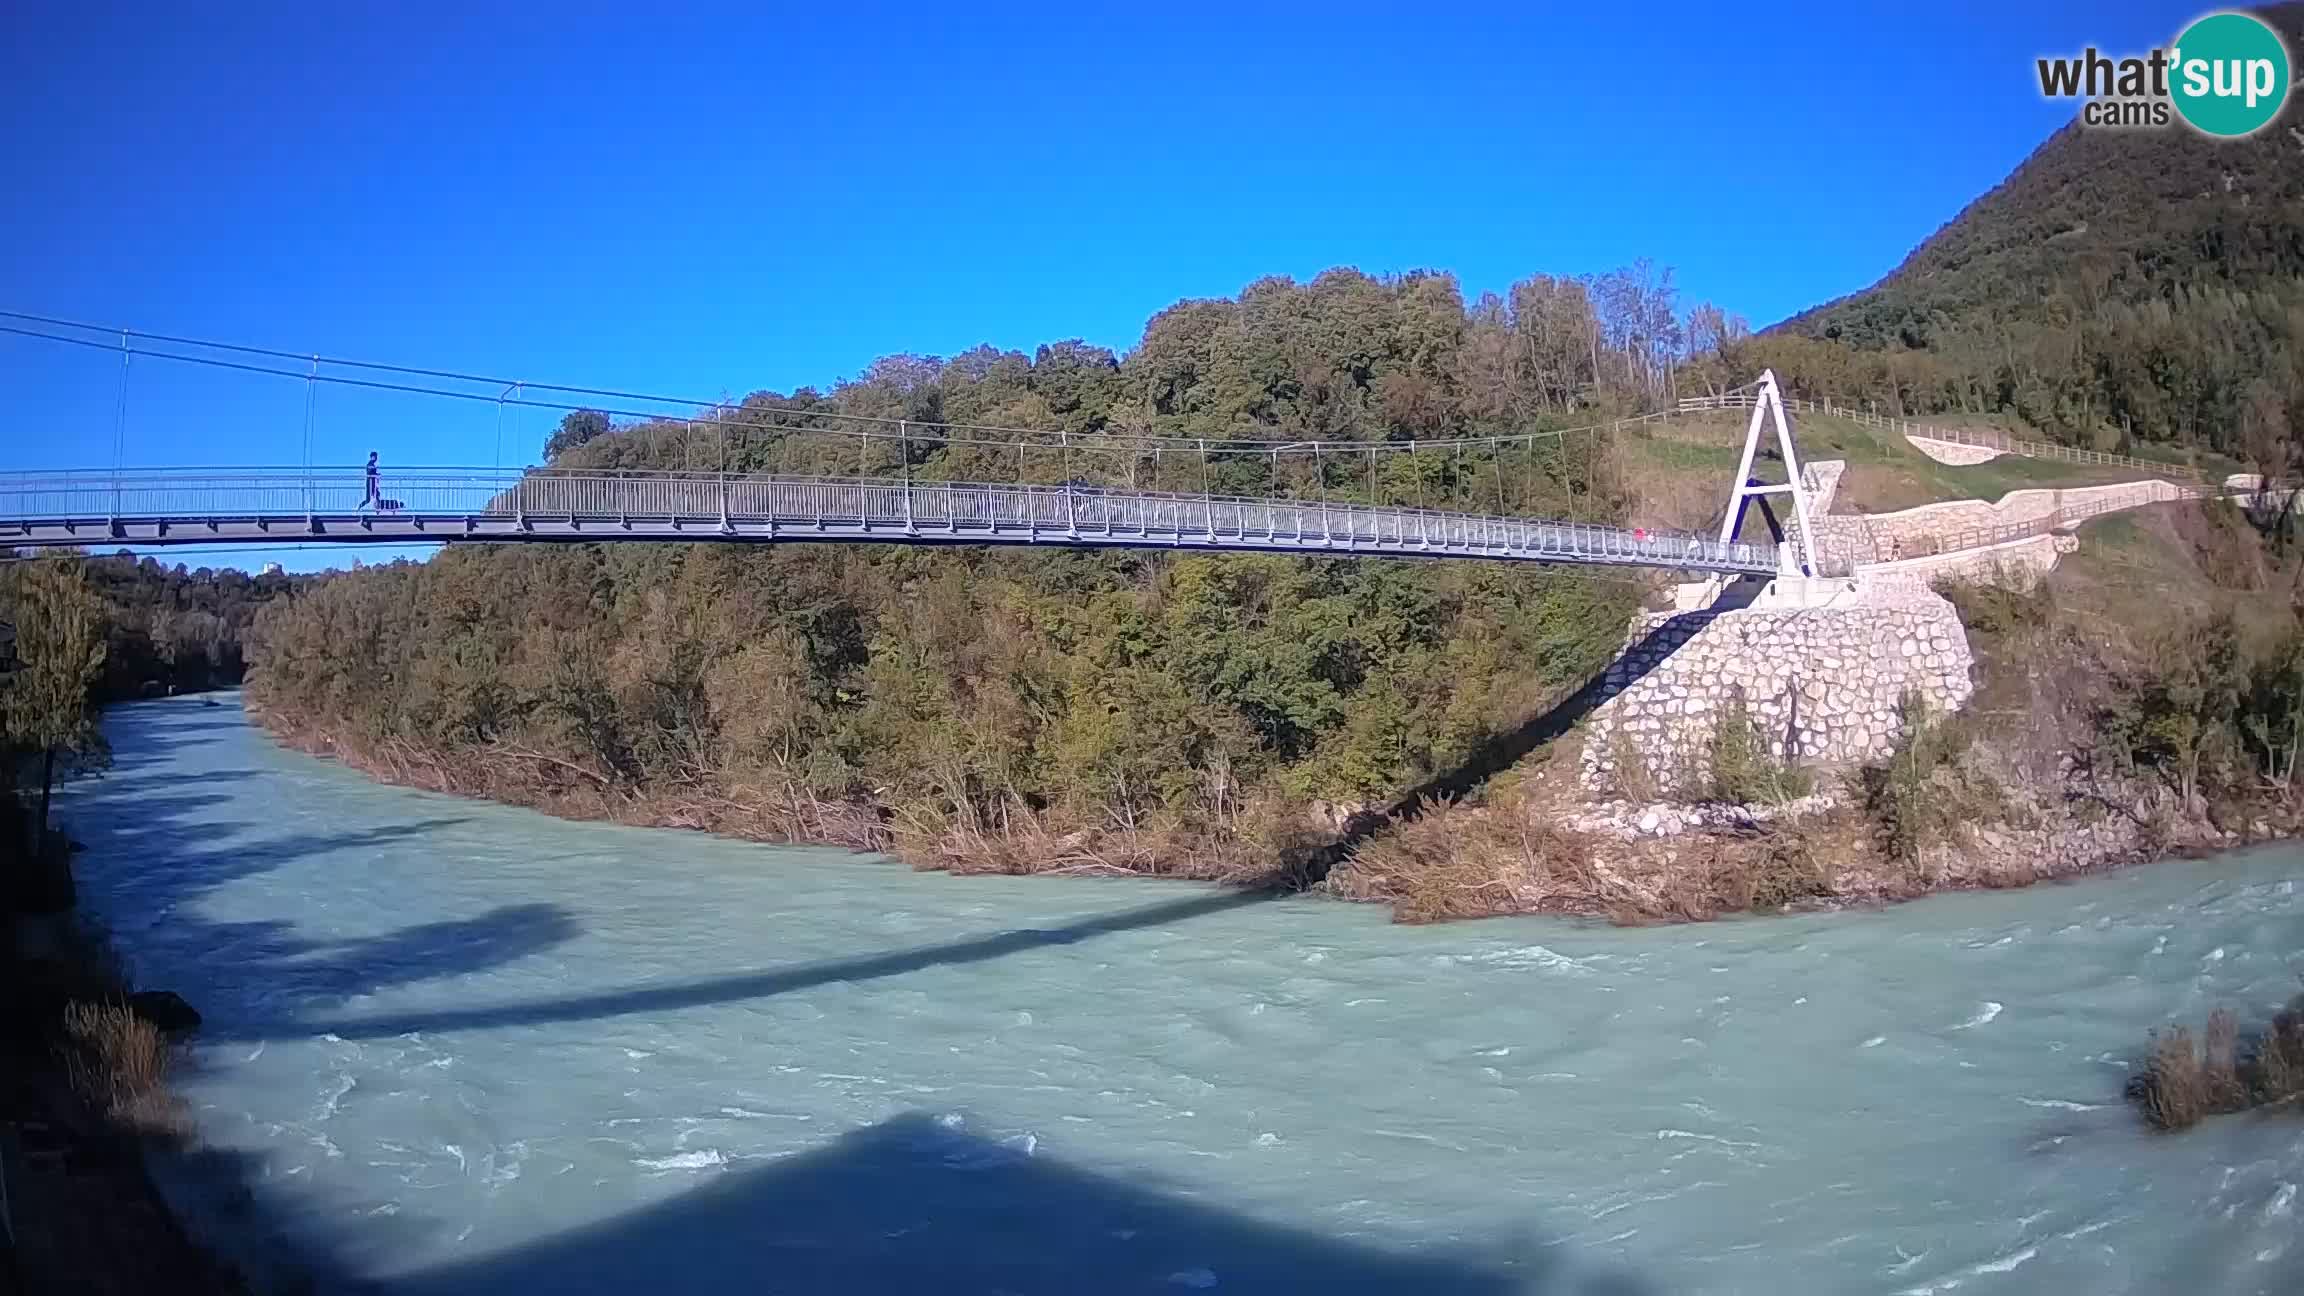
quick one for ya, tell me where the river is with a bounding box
[63,696,2304,1294]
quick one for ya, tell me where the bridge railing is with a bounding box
[0,467,1783,574]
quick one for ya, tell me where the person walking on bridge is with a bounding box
[357,451,380,511]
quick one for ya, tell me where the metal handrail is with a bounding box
[0,468,1781,575]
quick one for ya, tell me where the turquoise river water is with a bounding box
[63,696,2304,1294]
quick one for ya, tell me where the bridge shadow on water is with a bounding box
[78,707,1661,1295]
[72,600,1737,1046]
[262,887,1267,1042]
[174,1113,1650,1296]
[65,713,583,1035]
[79,707,1283,1043]
[381,1113,1648,1296]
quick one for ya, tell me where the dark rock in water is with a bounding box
[200,697,221,708]
[128,990,202,1033]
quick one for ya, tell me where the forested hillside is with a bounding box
[254,267,1726,875]
[1762,2,2304,458]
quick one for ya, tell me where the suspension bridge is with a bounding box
[0,313,1866,577]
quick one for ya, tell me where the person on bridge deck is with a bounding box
[358,451,380,511]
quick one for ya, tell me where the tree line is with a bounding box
[546,263,1746,472]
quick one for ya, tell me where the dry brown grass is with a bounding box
[2127,1000,2304,1131]
[1329,775,1861,924]
[1709,828,1843,913]
[2253,995,2304,1109]
[2130,1025,2221,1131]
[61,1001,184,1135]
[1329,791,1610,923]
[884,792,1322,887]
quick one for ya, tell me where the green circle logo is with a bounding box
[2170,12,2291,137]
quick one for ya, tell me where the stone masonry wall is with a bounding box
[1858,532,2078,601]
[1580,600,1974,795]
[1907,436,2004,466]
[1859,479,2196,562]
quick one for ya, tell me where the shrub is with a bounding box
[1604,728,1657,803]
[2130,1025,2210,1131]
[2126,999,2304,1131]
[1862,690,2009,866]
[1706,695,1813,805]
[1934,575,2053,643]
[2253,995,2304,1107]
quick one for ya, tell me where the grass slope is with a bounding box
[1617,411,2179,533]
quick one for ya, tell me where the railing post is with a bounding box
[901,419,916,535]
[1314,442,1329,540]
[1200,438,1214,540]
[1062,429,1076,537]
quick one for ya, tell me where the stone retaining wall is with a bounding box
[1908,436,2004,465]
[1856,479,2195,562]
[1859,532,2078,600]
[1580,600,1974,795]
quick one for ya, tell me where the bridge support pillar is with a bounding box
[1717,370,1822,577]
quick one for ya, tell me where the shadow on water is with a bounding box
[76,703,1282,1043]
[274,888,1268,1040]
[64,710,577,1035]
[244,1114,1647,1296]
[85,705,1660,1295]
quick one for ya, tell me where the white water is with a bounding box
[68,697,2304,1294]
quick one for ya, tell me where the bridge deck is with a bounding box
[0,469,1782,575]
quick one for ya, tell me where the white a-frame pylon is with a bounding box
[1715,369,1821,577]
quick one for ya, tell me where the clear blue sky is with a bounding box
[1,0,2197,569]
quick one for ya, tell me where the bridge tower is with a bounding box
[1715,369,1821,577]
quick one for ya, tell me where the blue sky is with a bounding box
[1,0,2203,569]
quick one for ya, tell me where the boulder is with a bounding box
[128,990,202,1034]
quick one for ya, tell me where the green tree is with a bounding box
[2,556,110,849]
[544,409,613,461]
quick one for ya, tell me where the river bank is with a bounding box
[246,683,2291,929]
[238,502,2304,927]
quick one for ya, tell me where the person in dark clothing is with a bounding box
[358,452,380,510]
